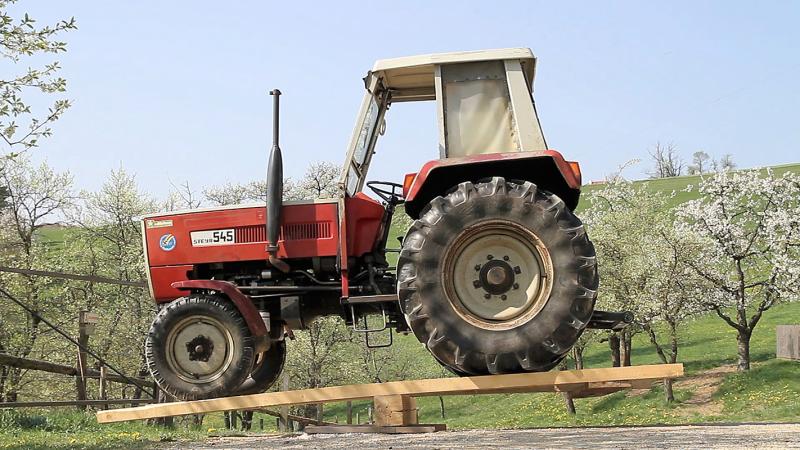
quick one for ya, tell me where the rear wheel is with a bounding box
[233,340,286,395]
[145,294,256,400]
[397,177,598,374]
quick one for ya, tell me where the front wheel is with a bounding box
[145,294,256,400]
[398,177,598,375]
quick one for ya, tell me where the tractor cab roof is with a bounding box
[370,48,537,102]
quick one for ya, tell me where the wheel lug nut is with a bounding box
[501,294,507,301]
[514,266,521,274]
[484,293,491,299]
[503,255,510,261]
[474,264,481,271]
[473,280,481,288]
[487,255,494,260]
[513,283,519,290]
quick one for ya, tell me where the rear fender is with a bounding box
[403,150,582,218]
[170,280,269,349]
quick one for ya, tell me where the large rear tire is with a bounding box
[145,294,256,400]
[397,177,598,375]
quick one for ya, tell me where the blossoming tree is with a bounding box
[677,169,800,370]
[585,179,704,400]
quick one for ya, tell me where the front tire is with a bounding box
[145,294,256,400]
[397,177,598,375]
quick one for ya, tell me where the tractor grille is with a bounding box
[283,222,332,240]
[235,222,332,243]
[235,225,266,243]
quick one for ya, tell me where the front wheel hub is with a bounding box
[165,315,235,384]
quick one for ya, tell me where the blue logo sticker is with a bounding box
[159,233,176,251]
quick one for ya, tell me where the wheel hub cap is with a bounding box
[443,220,554,330]
[165,316,235,384]
[479,260,515,295]
[186,335,214,362]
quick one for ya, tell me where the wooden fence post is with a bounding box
[75,311,95,410]
[278,375,289,431]
[99,366,108,410]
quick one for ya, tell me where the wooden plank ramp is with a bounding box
[96,363,683,424]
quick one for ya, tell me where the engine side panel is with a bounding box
[144,202,340,268]
[144,196,386,301]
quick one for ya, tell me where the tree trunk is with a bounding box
[6,368,20,402]
[316,403,324,425]
[558,359,576,414]
[622,333,632,367]
[663,378,675,402]
[609,334,621,367]
[0,365,7,401]
[736,330,751,371]
[563,392,576,415]
[573,347,584,370]
[241,411,253,431]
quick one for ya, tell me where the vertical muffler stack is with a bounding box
[266,89,289,273]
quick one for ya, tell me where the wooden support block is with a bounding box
[373,395,417,426]
[305,424,446,434]
[553,382,588,393]
[777,325,800,360]
[96,363,683,423]
[628,379,656,389]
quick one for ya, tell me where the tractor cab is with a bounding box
[340,48,554,207]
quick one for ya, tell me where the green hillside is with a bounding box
[579,162,800,209]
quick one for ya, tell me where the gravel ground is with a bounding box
[171,423,800,449]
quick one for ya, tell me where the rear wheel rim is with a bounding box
[165,315,236,384]
[442,220,554,330]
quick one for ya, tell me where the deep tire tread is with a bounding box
[398,177,598,375]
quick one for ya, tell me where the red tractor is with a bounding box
[142,48,629,400]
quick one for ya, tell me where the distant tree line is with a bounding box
[647,142,736,179]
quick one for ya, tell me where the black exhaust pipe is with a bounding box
[266,89,289,273]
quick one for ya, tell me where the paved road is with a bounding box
[174,423,800,449]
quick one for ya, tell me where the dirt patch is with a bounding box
[674,364,737,416]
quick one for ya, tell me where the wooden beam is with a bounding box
[305,424,446,434]
[0,266,147,288]
[97,364,683,423]
[0,353,154,388]
[1,399,153,408]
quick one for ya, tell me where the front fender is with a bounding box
[170,280,268,340]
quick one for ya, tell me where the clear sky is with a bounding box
[13,1,800,198]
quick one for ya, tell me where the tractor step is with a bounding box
[343,295,397,348]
